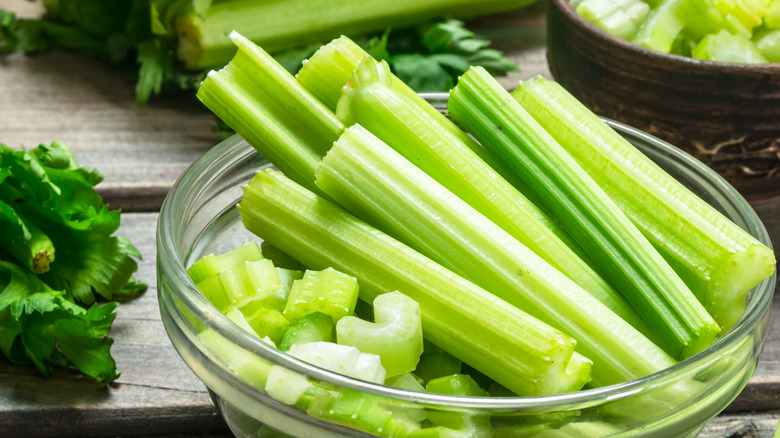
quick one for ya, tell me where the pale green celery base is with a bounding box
[335,61,651,341]
[316,124,675,388]
[176,0,535,70]
[238,169,587,396]
[449,67,719,361]
[511,77,776,333]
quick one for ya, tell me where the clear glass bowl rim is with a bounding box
[156,110,776,411]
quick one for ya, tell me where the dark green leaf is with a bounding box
[390,53,453,92]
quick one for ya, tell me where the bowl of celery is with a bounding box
[547,0,780,201]
[157,34,776,438]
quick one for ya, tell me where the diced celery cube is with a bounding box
[238,301,290,343]
[755,27,780,60]
[766,0,780,27]
[278,311,336,351]
[283,267,359,323]
[693,29,768,62]
[187,241,263,283]
[414,350,462,384]
[195,275,231,311]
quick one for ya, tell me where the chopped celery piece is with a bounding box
[175,0,534,70]
[316,123,672,387]
[633,0,710,52]
[187,241,263,284]
[261,241,307,270]
[334,56,649,337]
[576,0,650,39]
[767,0,780,27]
[265,365,311,405]
[290,342,386,384]
[425,375,492,436]
[337,291,424,377]
[283,267,359,323]
[197,329,273,389]
[387,372,427,392]
[297,36,530,192]
[237,301,289,344]
[194,274,232,311]
[415,350,463,384]
[449,67,719,361]
[426,374,489,397]
[225,307,260,337]
[196,32,343,195]
[693,29,768,62]
[278,311,336,351]
[238,169,590,396]
[234,259,280,306]
[512,76,776,331]
[307,390,413,438]
[755,28,780,61]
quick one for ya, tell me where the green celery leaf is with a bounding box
[0,260,120,383]
[389,53,454,92]
[136,38,170,105]
[41,234,145,303]
[362,29,390,62]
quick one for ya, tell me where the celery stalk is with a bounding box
[175,0,535,70]
[296,36,537,199]
[316,124,674,386]
[196,32,343,194]
[334,57,652,340]
[448,67,720,360]
[238,168,591,396]
[511,77,776,331]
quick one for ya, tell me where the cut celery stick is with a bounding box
[196,32,343,195]
[512,76,776,331]
[278,311,336,351]
[187,241,263,284]
[335,57,651,339]
[337,291,424,378]
[175,0,534,70]
[449,67,720,360]
[693,29,769,62]
[261,241,307,270]
[238,168,591,396]
[316,123,672,386]
[296,36,535,197]
[283,267,360,323]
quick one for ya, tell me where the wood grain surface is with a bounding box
[0,0,778,437]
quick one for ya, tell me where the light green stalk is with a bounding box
[448,67,720,360]
[239,168,592,396]
[512,76,776,331]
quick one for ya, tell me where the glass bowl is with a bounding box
[157,117,775,438]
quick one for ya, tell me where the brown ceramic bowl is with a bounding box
[546,0,780,201]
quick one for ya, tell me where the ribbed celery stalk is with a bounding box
[449,67,720,360]
[511,77,776,331]
[316,124,675,387]
[238,168,592,396]
[196,32,343,194]
[296,36,534,198]
[334,57,652,339]
[175,0,535,69]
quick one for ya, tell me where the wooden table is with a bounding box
[0,1,778,437]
